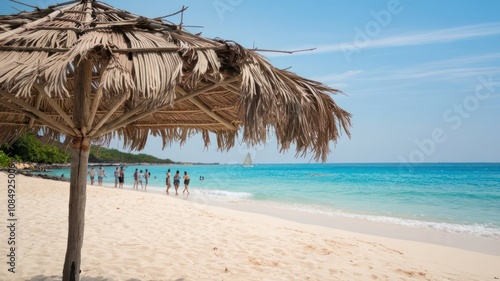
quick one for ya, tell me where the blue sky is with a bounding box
[2,0,499,164]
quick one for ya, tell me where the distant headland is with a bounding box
[0,133,219,170]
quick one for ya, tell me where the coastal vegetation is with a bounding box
[0,150,10,167]
[88,147,174,164]
[0,133,69,165]
[0,133,174,167]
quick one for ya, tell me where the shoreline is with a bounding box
[39,172,499,257]
[208,199,500,256]
[113,184,500,256]
[2,172,499,280]
[91,181,500,256]
[10,167,499,256]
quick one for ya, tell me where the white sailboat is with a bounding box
[242,152,254,167]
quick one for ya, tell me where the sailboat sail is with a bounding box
[242,152,253,167]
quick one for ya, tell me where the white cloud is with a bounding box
[393,67,500,80]
[327,83,349,90]
[355,53,500,82]
[355,23,500,49]
[266,23,500,57]
[414,53,500,69]
[313,70,364,83]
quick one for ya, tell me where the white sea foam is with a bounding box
[272,202,500,238]
[192,188,253,201]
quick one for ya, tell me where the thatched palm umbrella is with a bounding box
[0,1,351,280]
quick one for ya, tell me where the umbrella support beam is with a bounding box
[63,58,93,281]
[63,137,90,281]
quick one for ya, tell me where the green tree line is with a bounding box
[89,147,174,164]
[0,133,69,165]
[0,133,174,167]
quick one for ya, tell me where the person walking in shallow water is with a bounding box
[144,169,149,190]
[133,169,138,190]
[119,167,124,189]
[97,166,105,186]
[138,170,144,189]
[166,169,171,194]
[114,167,119,188]
[87,167,95,185]
[183,171,190,195]
[173,170,180,196]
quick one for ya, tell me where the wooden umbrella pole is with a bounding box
[63,137,90,281]
[62,57,93,281]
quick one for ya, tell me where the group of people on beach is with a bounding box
[165,169,190,196]
[131,168,152,190]
[87,166,107,186]
[114,166,125,188]
[87,166,190,195]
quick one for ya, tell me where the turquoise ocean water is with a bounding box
[41,163,500,238]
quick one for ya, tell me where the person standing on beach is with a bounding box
[114,167,120,188]
[119,167,125,189]
[138,170,144,189]
[144,169,149,189]
[182,171,190,195]
[133,169,138,189]
[166,169,171,194]
[97,166,106,186]
[173,170,180,196]
[87,167,95,185]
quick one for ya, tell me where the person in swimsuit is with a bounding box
[144,169,149,189]
[97,166,105,186]
[114,167,120,188]
[138,170,144,189]
[133,169,138,190]
[166,169,171,194]
[118,167,124,188]
[87,167,95,185]
[182,171,190,195]
[173,170,180,196]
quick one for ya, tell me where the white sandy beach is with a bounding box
[1,172,499,281]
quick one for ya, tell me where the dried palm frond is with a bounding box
[0,1,351,162]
